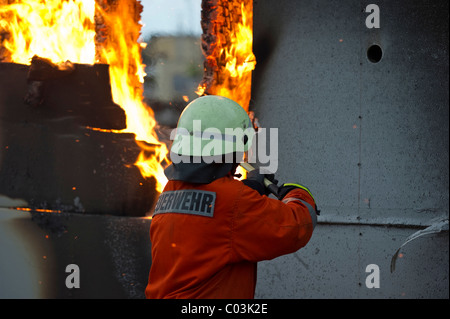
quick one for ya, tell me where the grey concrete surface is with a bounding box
[255,223,448,298]
[0,207,152,298]
[251,0,448,298]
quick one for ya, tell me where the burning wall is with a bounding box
[197,0,255,111]
[0,0,168,216]
[0,61,156,216]
[0,0,257,215]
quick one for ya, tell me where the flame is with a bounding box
[0,0,96,64]
[214,1,255,110]
[1,0,168,193]
[197,0,256,112]
[95,1,168,192]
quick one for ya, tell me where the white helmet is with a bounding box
[170,95,254,157]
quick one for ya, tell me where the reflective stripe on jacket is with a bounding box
[145,174,316,299]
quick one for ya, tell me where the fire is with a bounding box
[0,0,96,64]
[95,1,168,192]
[1,0,168,193]
[15,207,61,214]
[1,0,255,194]
[197,0,256,112]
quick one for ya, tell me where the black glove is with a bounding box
[277,183,320,215]
[242,169,278,196]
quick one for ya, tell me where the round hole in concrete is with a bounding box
[367,44,383,63]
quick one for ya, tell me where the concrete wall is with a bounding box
[251,0,448,298]
[0,207,151,299]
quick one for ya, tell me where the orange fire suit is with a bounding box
[145,174,317,299]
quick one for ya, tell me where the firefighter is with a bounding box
[145,95,318,299]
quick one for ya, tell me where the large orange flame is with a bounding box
[0,0,168,193]
[0,0,96,64]
[197,0,256,112]
[95,1,168,192]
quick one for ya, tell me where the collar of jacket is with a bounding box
[164,161,237,184]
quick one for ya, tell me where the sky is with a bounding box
[140,0,202,39]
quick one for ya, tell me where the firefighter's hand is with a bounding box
[243,169,278,196]
[277,183,320,215]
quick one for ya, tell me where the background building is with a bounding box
[142,35,204,127]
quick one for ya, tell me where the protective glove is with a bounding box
[277,183,320,215]
[242,169,278,196]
